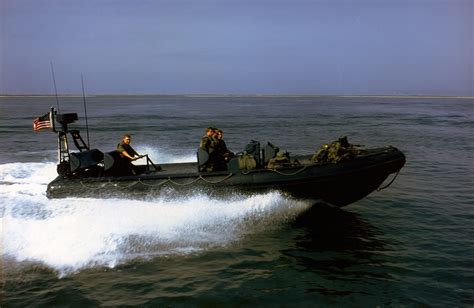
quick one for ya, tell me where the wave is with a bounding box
[134,144,196,163]
[1,159,311,276]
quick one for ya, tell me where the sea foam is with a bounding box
[1,159,311,275]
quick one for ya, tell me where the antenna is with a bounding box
[50,62,60,112]
[81,74,90,149]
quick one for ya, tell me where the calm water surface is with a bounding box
[1,95,473,306]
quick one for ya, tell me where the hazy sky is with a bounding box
[1,0,472,95]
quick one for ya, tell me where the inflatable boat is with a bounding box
[43,109,406,206]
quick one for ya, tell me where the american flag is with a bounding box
[33,112,52,131]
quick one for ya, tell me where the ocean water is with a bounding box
[0,95,472,306]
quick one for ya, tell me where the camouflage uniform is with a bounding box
[199,135,217,171]
[117,142,139,160]
[212,138,234,171]
[311,136,361,164]
[200,135,216,154]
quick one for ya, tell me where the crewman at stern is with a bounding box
[117,134,141,175]
[117,134,141,161]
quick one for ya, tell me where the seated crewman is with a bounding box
[117,134,141,174]
[213,128,234,171]
[199,127,217,171]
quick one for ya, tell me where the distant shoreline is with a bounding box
[0,94,473,99]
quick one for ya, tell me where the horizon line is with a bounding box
[1,93,473,99]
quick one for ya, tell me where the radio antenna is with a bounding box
[50,62,60,112]
[81,74,90,149]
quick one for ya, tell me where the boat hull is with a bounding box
[46,146,405,207]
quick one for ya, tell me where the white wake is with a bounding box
[0,158,311,275]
